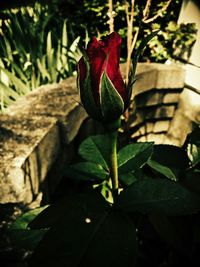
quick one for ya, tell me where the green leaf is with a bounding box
[187,127,200,167]
[147,159,177,181]
[47,31,53,72]
[65,162,109,181]
[56,41,62,72]
[29,191,108,230]
[149,214,188,254]
[9,229,48,250]
[11,62,29,84]
[100,72,124,121]
[116,178,200,215]
[188,144,200,166]
[3,36,13,61]
[78,134,112,170]
[120,169,150,186]
[0,81,19,100]
[37,58,51,80]
[181,170,200,196]
[151,144,189,178]
[118,142,154,174]
[69,36,80,53]
[134,30,160,63]
[119,173,137,186]
[0,68,29,95]
[9,206,48,250]
[28,192,136,267]
[78,210,137,267]
[11,206,48,230]
[61,20,68,66]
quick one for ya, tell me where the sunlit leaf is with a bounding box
[65,162,109,181]
[78,134,112,170]
[118,142,154,174]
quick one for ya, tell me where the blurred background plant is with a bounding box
[142,21,197,62]
[55,0,196,61]
[0,2,82,110]
[0,0,197,111]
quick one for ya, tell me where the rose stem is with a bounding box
[109,130,119,201]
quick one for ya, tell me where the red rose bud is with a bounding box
[78,32,131,123]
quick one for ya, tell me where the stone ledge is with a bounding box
[164,88,200,146]
[135,90,182,107]
[131,120,170,140]
[0,114,60,203]
[128,63,186,144]
[132,63,185,95]
[7,78,87,144]
[0,77,87,204]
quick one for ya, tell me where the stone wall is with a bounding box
[125,63,185,144]
[125,63,200,146]
[1,63,199,205]
[0,78,87,204]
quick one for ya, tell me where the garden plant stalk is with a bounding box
[109,130,119,200]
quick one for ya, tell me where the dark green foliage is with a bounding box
[5,0,187,64]
[147,159,176,181]
[9,206,48,250]
[11,206,48,230]
[65,162,109,181]
[5,1,200,265]
[78,134,112,170]
[28,191,136,267]
[54,0,194,64]
[0,0,46,10]
[116,178,200,215]
[151,144,190,179]
[143,21,197,62]
[118,142,153,174]
[57,0,109,38]
[9,229,48,250]
[10,126,200,266]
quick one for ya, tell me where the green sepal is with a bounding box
[100,71,124,122]
[78,51,102,120]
